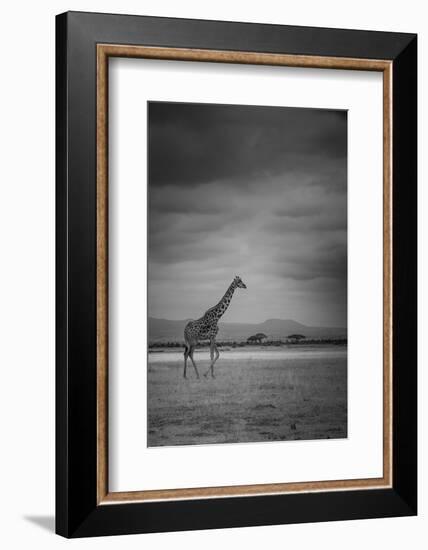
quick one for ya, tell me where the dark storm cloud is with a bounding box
[148,102,347,326]
[149,102,347,188]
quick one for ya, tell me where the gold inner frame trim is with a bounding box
[96,44,393,505]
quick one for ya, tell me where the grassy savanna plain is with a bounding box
[147,345,347,447]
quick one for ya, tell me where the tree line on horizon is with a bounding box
[148,336,347,349]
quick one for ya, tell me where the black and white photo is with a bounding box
[147,101,348,447]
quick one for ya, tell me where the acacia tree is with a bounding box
[247,333,267,344]
[287,334,306,341]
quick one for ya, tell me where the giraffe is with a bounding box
[183,275,247,379]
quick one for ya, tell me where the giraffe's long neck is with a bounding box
[208,281,237,321]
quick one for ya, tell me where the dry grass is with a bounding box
[147,346,347,447]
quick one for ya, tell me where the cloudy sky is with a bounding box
[148,101,347,327]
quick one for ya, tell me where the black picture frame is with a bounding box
[56,11,417,538]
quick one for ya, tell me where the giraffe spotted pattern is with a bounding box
[183,275,247,378]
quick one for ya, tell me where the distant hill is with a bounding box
[148,317,347,342]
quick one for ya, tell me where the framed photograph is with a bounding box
[56,11,417,537]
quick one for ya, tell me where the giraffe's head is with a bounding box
[234,275,247,289]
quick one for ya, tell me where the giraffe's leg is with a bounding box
[204,342,215,378]
[205,340,219,378]
[183,345,190,378]
[210,342,220,378]
[188,346,200,379]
